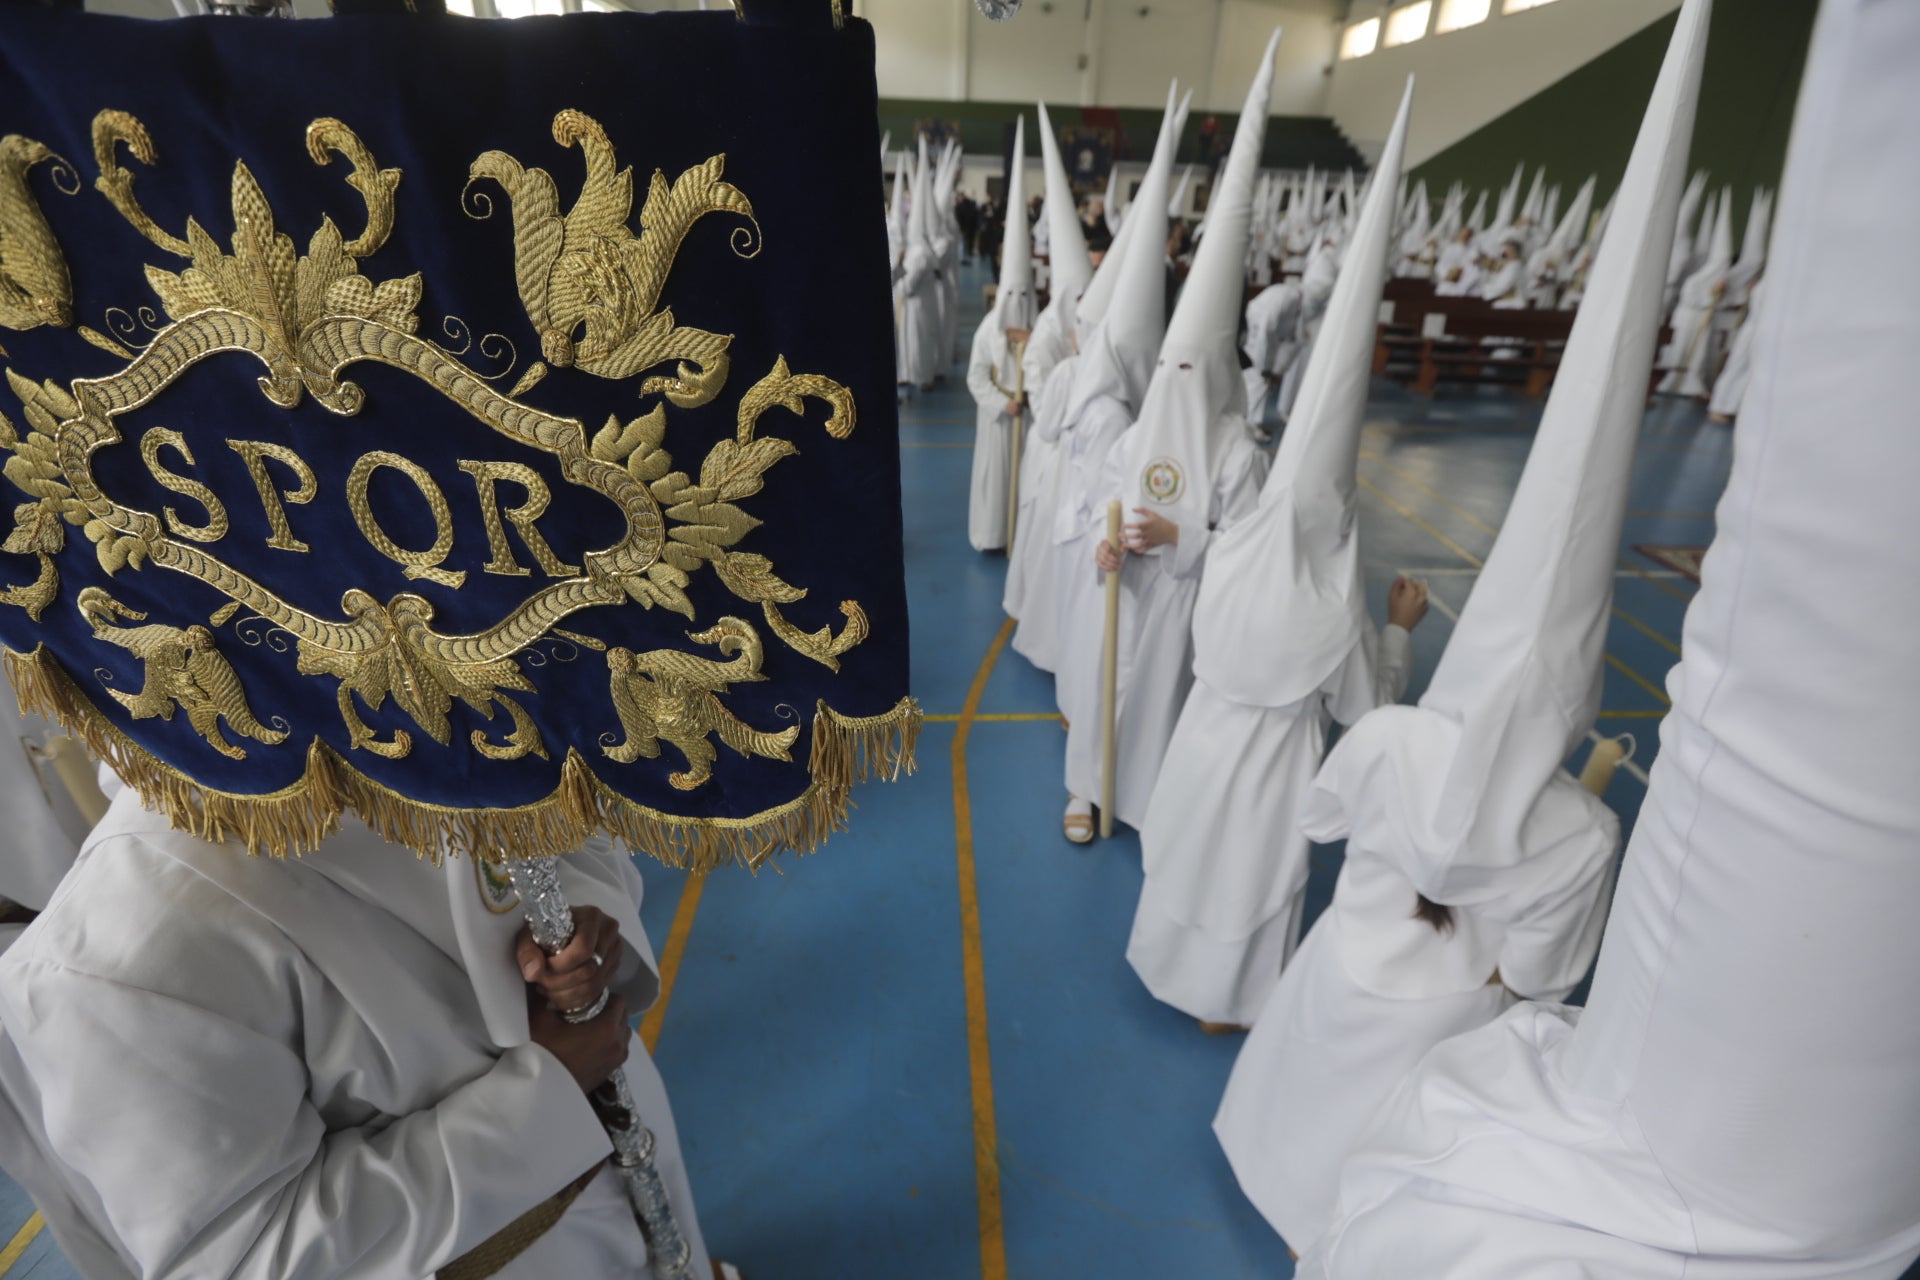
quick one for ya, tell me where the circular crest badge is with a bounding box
[1143,457,1185,505]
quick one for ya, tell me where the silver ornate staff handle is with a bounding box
[505,856,694,1280]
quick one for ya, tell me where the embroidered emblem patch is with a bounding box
[1143,457,1184,505]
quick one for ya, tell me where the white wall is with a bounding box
[1327,0,1679,165]
[872,0,1339,113]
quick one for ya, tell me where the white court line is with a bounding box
[1405,575,1655,789]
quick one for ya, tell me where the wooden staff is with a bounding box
[1580,734,1634,797]
[1005,338,1027,553]
[1100,500,1122,839]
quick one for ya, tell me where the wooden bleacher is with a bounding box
[1374,279,1576,398]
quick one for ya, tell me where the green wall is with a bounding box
[1410,0,1817,240]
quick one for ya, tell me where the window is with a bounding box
[1383,2,1432,47]
[1503,0,1565,12]
[1435,0,1491,33]
[1340,16,1381,59]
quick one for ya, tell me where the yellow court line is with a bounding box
[638,871,707,1054]
[1358,475,1485,567]
[1361,450,1686,652]
[1360,472,1672,708]
[0,1213,41,1274]
[953,617,1015,1280]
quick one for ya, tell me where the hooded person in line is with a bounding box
[888,153,912,390]
[935,140,966,371]
[1241,275,1304,434]
[1215,0,1713,1260]
[1048,83,1185,838]
[1707,276,1764,424]
[898,135,942,393]
[1658,182,1733,395]
[1056,57,1272,841]
[0,792,720,1280]
[964,116,1037,554]
[1433,223,1480,297]
[1705,186,1771,420]
[1004,101,1096,667]
[1129,75,1428,1033]
[1663,168,1710,316]
[1304,5,1920,1274]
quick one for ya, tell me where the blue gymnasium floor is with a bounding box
[3,260,1903,1280]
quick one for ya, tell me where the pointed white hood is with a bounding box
[909,134,934,258]
[1188,75,1415,710]
[1169,164,1194,218]
[1667,169,1709,288]
[993,116,1037,332]
[1037,101,1094,334]
[887,151,907,271]
[1468,188,1489,234]
[1305,0,1713,898]
[1680,185,1733,301]
[1104,164,1125,235]
[1122,27,1284,532]
[1060,81,1180,428]
[930,140,959,260]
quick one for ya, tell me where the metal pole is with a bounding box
[504,856,693,1280]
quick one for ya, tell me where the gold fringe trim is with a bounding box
[5,644,921,873]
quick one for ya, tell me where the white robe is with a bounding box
[1241,283,1303,427]
[1058,425,1267,824]
[1049,394,1136,721]
[1007,356,1078,672]
[1127,624,1410,1026]
[1658,265,1727,395]
[1216,769,1616,1260]
[1433,241,1477,296]
[965,317,1019,552]
[0,795,709,1280]
[1708,282,1763,418]
[1478,259,1526,309]
[897,246,940,387]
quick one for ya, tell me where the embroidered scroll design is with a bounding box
[0,135,77,333]
[76,586,286,759]
[602,616,799,791]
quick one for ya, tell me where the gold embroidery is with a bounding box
[0,135,76,332]
[76,586,286,759]
[11,640,921,870]
[602,616,800,791]
[293,590,546,762]
[228,439,318,552]
[139,427,230,543]
[458,459,579,578]
[94,110,420,412]
[346,451,467,589]
[465,110,759,404]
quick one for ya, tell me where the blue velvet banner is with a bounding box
[0,4,916,866]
